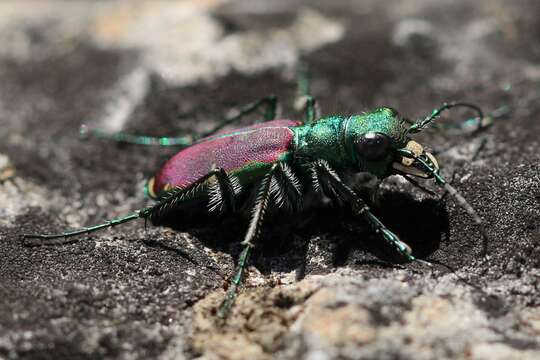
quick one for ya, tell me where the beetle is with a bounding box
[23,68,493,318]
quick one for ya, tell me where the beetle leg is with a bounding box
[309,161,345,206]
[22,212,143,246]
[22,168,228,245]
[294,63,320,124]
[200,95,279,138]
[218,164,278,319]
[312,160,418,262]
[208,168,242,214]
[79,125,194,147]
[270,163,303,212]
[147,168,240,222]
[295,95,318,124]
[79,96,279,148]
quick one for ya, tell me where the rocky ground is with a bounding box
[0,1,539,359]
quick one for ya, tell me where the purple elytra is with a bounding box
[147,119,302,198]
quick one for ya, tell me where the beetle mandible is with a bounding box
[23,67,493,318]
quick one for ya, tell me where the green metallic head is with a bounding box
[342,102,489,242]
[345,107,441,180]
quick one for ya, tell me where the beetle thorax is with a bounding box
[292,116,354,169]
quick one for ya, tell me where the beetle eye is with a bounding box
[355,132,391,160]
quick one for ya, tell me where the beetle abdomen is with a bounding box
[146,120,301,199]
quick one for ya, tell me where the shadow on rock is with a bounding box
[148,189,449,276]
[368,190,449,261]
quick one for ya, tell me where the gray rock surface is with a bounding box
[1,1,539,359]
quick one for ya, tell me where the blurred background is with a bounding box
[0,1,539,359]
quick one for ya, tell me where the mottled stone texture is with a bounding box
[0,1,539,359]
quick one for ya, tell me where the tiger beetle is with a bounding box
[23,66,499,319]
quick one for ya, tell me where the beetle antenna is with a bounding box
[402,175,437,196]
[441,182,487,239]
[408,102,485,134]
[412,155,488,255]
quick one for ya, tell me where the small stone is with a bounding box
[392,18,434,47]
[0,153,14,181]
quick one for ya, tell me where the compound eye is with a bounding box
[355,132,391,160]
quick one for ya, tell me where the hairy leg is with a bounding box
[311,160,421,262]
